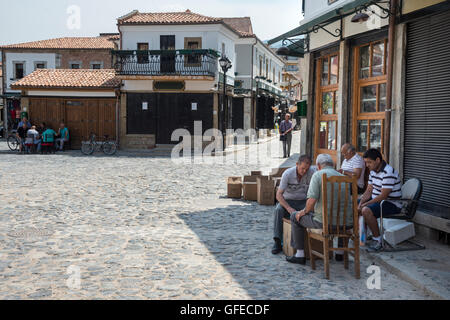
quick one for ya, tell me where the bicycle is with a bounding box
[7,130,20,152]
[81,133,117,156]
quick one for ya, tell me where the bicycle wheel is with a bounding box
[102,141,117,155]
[7,136,20,151]
[81,142,95,155]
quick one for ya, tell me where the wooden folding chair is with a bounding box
[307,174,360,280]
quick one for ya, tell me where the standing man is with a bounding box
[272,155,315,255]
[359,149,403,252]
[279,114,294,158]
[339,143,366,194]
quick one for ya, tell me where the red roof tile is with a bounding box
[0,37,115,50]
[11,69,120,90]
[118,10,255,37]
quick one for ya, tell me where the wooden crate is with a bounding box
[282,218,333,259]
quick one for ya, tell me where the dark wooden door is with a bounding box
[160,35,176,73]
[65,100,85,148]
[232,98,244,130]
[126,93,157,135]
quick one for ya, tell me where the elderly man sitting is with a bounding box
[272,155,315,255]
[339,143,366,194]
[286,154,353,265]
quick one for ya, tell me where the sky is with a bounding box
[0,0,303,45]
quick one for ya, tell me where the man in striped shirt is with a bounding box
[360,149,402,252]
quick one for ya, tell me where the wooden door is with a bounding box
[65,100,86,148]
[99,99,116,139]
[160,35,176,73]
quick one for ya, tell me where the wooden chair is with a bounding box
[307,174,360,280]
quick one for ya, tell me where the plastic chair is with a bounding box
[380,178,425,252]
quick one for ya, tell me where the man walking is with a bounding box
[272,155,315,255]
[280,114,293,158]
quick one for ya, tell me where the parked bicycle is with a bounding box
[81,133,117,156]
[7,130,20,152]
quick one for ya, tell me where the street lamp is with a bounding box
[219,55,232,150]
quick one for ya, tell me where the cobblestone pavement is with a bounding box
[0,135,431,300]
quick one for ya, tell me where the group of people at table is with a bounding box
[15,117,70,153]
[272,144,403,264]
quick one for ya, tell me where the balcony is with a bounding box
[112,49,219,77]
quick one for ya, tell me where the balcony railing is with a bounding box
[112,49,219,77]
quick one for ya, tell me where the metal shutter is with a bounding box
[404,10,450,215]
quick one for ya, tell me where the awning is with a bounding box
[0,93,22,99]
[268,0,382,45]
[287,39,305,57]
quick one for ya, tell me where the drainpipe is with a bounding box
[384,0,397,162]
[251,37,257,131]
[115,89,120,148]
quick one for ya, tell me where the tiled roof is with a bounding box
[11,69,120,89]
[118,10,255,37]
[221,17,254,37]
[0,37,115,50]
[118,10,221,25]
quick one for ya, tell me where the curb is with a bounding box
[361,250,445,300]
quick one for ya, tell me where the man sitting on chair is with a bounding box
[339,143,366,194]
[359,149,402,252]
[288,154,353,265]
[271,155,315,255]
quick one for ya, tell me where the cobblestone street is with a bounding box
[0,134,431,299]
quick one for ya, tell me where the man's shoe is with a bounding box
[271,241,282,255]
[286,256,306,265]
[335,254,344,262]
[366,240,383,252]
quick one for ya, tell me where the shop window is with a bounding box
[330,55,339,84]
[354,39,388,155]
[359,39,388,79]
[322,92,334,115]
[321,58,329,86]
[357,119,384,153]
[316,52,340,158]
[319,121,337,150]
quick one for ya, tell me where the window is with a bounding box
[14,62,25,79]
[69,61,82,69]
[137,43,149,64]
[222,43,226,57]
[315,52,340,160]
[359,39,388,79]
[90,62,103,69]
[354,39,388,154]
[184,37,202,65]
[34,62,46,70]
[259,56,263,76]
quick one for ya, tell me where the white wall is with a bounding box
[5,52,56,92]
[304,0,354,21]
[119,24,238,78]
[308,2,390,51]
[26,90,116,97]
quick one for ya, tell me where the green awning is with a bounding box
[287,39,305,57]
[268,0,381,45]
